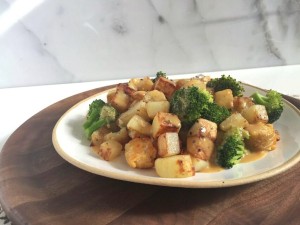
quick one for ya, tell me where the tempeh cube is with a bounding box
[157,132,181,157]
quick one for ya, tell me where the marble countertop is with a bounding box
[1,0,300,88]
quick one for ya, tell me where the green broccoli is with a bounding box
[202,103,231,125]
[83,100,118,139]
[251,90,283,123]
[170,86,213,126]
[83,99,106,129]
[207,75,245,96]
[153,71,167,82]
[216,128,248,169]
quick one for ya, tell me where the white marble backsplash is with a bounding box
[0,0,299,88]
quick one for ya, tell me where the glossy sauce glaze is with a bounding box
[201,150,268,173]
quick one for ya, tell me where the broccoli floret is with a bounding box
[216,128,248,169]
[83,100,118,139]
[202,103,231,125]
[251,90,283,123]
[207,75,244,97]
[153,71,167,82]
[83,99,106,129]
[170,86,213,126]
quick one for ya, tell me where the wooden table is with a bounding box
[0,86,299,225]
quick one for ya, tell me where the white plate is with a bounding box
[52,82,300,188]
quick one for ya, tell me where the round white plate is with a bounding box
[52,83,300,188]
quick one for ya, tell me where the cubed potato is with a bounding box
[241,105,269,124]
[186,136,214,160]
[157,132,181,157]
[125,137,157,168]
[146,101,170,119]
[130,91,147,101]
[220,113,249,131]
[143,90,167,102]
[128,77,154,91]
[92,140,123,161]
[91,126,111,147]
[154,155,195,178]
[233,96,254,113]
[118,100,150,127]
[245,122,279,151]
[191,156,209,172]
[107,87,131,112]
[104,127,130,145]
[154,77,177,99]
[128,130,148,139]
[188,118,217,141]
[152,112,181,138]
[127,115,152,136]
[214,89,234,109]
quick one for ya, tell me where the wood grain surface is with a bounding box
[0,86,299,225]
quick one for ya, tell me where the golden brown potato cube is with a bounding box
[155,155,195,178]
[233,96,254,113]
[91,127,111,147]
[220,113,249,131]
[157,132,181,157]
[188,118,217,141]
[214,89,234,109]
[245,122,279,151]
[104,127,130,145]
[187,136,214,161]
[118,100,150,127]
[152,112,181,138]
[130,91,147,101]
[93,140,123,161]
[154,77,177,99]
[127,115,152,136]
[128,77,154,91]
[241,105,269,124]
[107,88,130,112]
[125,137,157,169]
[143,90,167,102]
[146,101,170,119]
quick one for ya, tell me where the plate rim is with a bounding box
[52,82,300,188]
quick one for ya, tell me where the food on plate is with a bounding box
[83,71,283,178]
[216,127,248,169]
[83,99,118,139]
[251,90,284,123]
[206,74,245,97]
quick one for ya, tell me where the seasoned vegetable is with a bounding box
[83,100,118,139]
[207,75,245,96]
[245,122,279,151]
[216,128,249,169]
[202,103,231,125]
[251,90,283,123]
[155,155,195,178]
[170,86,213,126]
[153,71,167,83]
[125,137,157,169]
